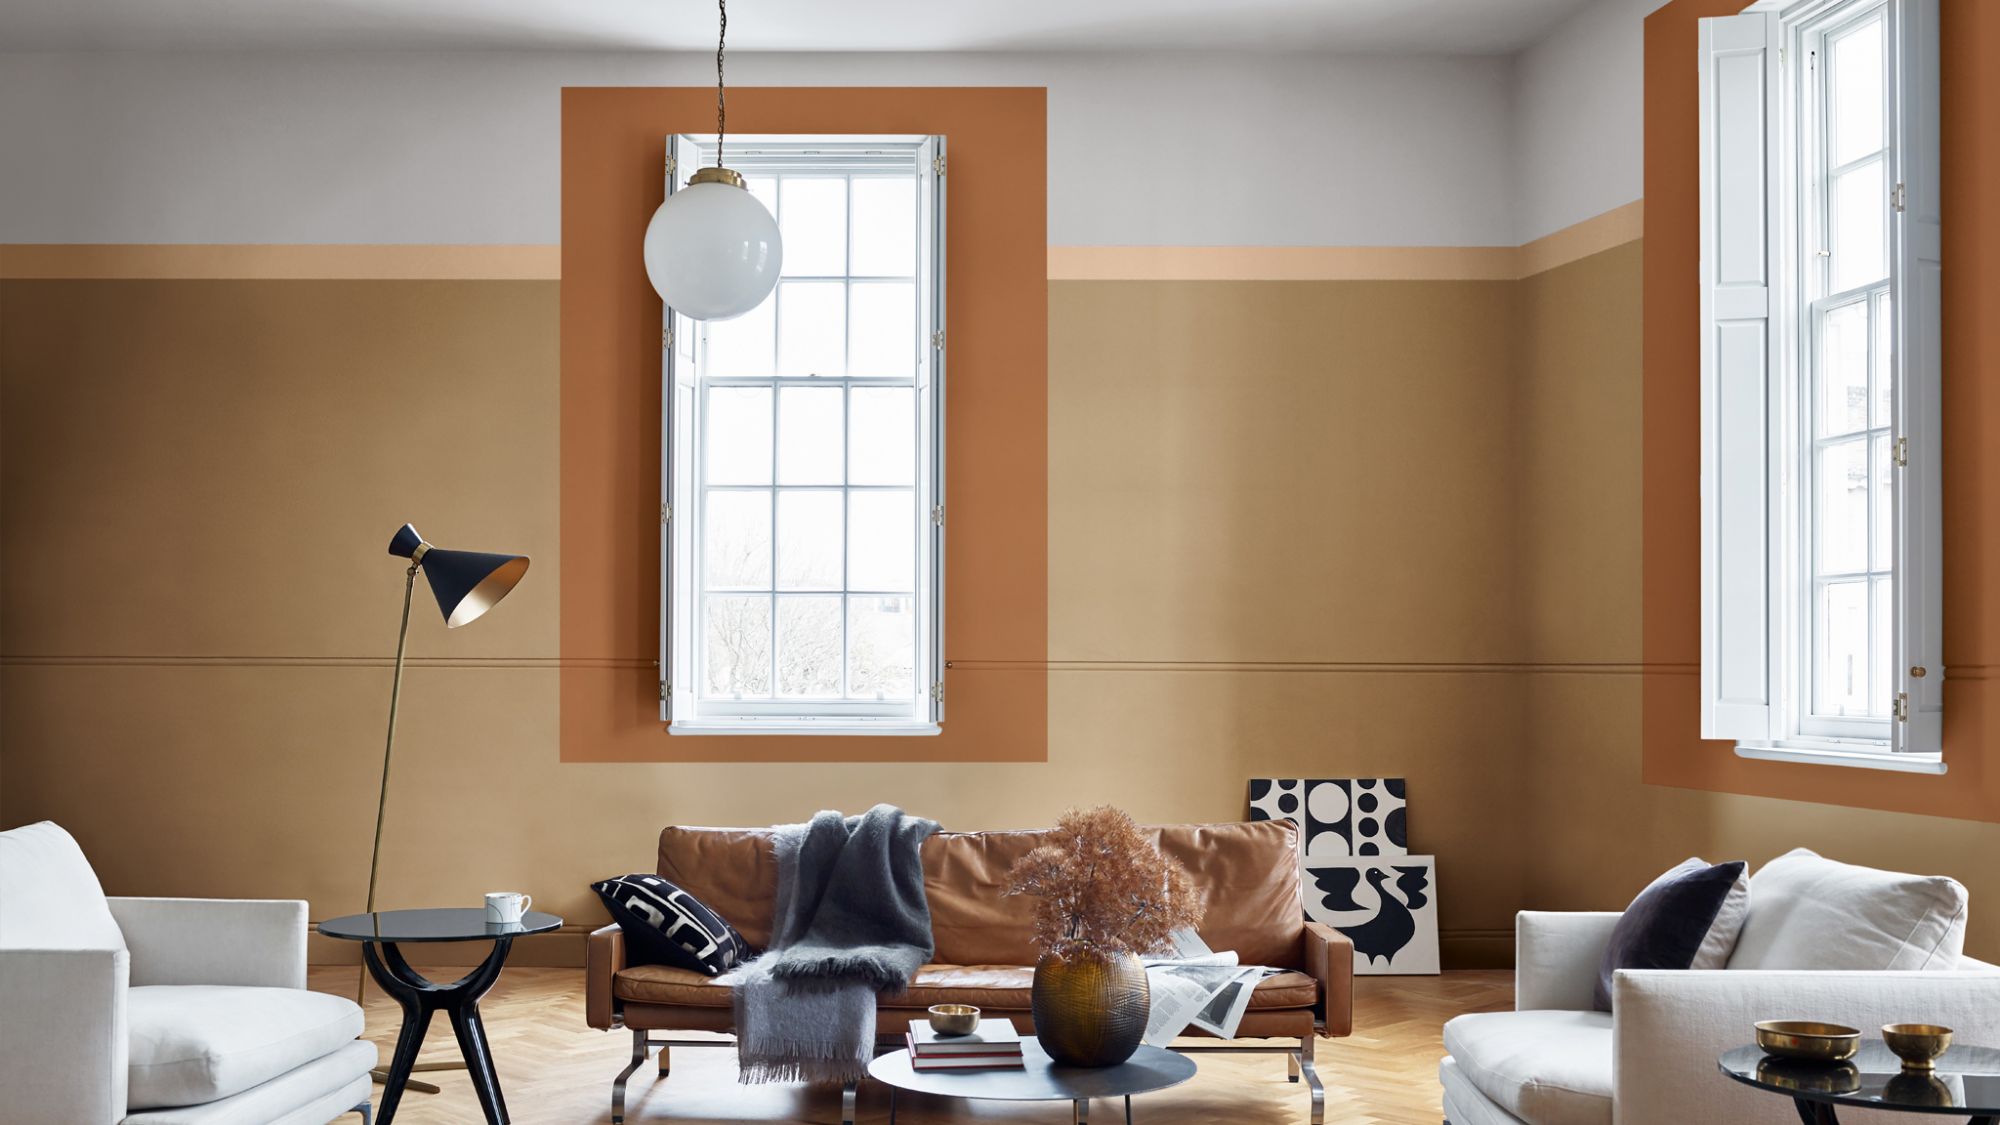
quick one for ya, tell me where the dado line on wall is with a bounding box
[0,202,1642,282]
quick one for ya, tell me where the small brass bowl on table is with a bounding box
[1755,1020,1862,1062]
[1882,1023,1953,1071]
[927,1003,981,1036]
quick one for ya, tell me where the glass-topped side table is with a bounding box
[320,907,561,1125]
[1719,1041,2000,1124]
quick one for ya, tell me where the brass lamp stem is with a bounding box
[358,563,419,1003]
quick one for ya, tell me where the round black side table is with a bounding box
[320,907,561,1125]
[1720,1041,2000,1124]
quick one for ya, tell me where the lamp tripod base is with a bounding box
[371,1060,466,1095]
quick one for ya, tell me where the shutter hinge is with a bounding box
[663,326,674,350]
[661,680,671,702]
[1893,182,1907,213]
[930,504,945,527]
[1895,692,1910,722]
[930,680,945,703]
[1894,436,1909,467]
[661,502,671,525]
[932,153,945,176]
[666,153,677,179]
[930,329,945,351]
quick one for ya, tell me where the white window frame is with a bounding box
[659,134,947,736]
[1699,0,1942,770]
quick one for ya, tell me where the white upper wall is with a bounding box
[0,50,1515,248]
[1510,0,1666,242]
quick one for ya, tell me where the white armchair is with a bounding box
[1442,909,2000,1125]
[0,822,377,1125]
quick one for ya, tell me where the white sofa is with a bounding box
[1442,903,2000,1125]
[0,822,377,1125]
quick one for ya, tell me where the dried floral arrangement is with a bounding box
[1004,806,1204,961]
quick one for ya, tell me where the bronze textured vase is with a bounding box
[1031,950,1150,1067]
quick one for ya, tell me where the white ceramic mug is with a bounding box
[484,891,532,925]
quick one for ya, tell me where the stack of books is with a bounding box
[906,1017,1024,1071]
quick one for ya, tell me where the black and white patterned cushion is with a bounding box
[591,873,751,976]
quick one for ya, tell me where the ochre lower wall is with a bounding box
[0,261,1531,967]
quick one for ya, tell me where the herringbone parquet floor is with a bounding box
[307,967,1510,1125]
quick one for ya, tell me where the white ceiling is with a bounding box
[0,0,1598,54]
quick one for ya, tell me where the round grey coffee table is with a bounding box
[868,1037,1196,1124]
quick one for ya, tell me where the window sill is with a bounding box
[1734,741,1947,775]
[668,721,942,737]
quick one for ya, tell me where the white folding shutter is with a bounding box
[661,133,704,723]
[916,135,946,725]
[1698,12,1781,743]
[1890,0,1942,753]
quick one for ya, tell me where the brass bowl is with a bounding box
[1755,1020,1862,1062]
[927,1003,981,1036]
[1882,1023,1953,1071]
[1757,1059,1863,1095]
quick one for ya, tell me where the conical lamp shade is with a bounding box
[387,523,530,628]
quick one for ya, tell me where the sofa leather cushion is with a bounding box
[592,873,750,977]
[126,985,365,1109]
[1727,847,1967,971]
[0,821,127,951]
[1442,1009,1613,1125]
[614,963,1320,1012]
[655,819,1306,969]
[1593,858,1749,1011]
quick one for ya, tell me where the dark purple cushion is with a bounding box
[1594,859,1748,1012]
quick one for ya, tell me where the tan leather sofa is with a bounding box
[587,819,1352,1124]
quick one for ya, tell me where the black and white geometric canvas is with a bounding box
[1249,778,1437,975]
[1249,778,1407,858]
[1302,856,1440,975]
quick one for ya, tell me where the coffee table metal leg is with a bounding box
[887,1084,897,1124]
[1074,1097,1089,1123]
[840,1080,857,1125]
[1792,1099,1839,1125]
[1126,1094,1133,1123]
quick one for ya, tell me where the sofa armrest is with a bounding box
[1614,968,2000,1125]
[587,923,627,1030]
[0,946,131,1123]
[1515,911,1621,1011]
[107,897,307,989]
[1302,921,1354,1036]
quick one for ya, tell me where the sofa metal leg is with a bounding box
[1288,1049,1301,1083]
[657,1043,671,1079]
[841,1080,858,1125]
[1296,1034,1325,1125]
[354,1103,372,1125]
[611,1030,653,1125]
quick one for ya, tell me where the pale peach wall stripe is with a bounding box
[3,204,1642,284]
[1515,200,1645,278]
[1046,244,1520,282]
[0,244,560,280]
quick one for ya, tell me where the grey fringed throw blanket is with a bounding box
[728,804,940,1085]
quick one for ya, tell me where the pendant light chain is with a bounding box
[716,0,728,167]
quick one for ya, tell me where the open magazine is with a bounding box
[1138,928,1280,1046]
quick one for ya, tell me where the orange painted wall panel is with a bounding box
[1642,0,2000,818]
[559,87,1048,762]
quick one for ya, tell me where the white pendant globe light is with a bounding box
[643,0,781,322]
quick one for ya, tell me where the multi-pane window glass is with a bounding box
[1804,1,1893,730]
[663,136,943,731]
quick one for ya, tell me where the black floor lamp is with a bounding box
[361,523,529,1090]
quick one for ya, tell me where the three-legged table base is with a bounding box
[362,937,514,1125]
